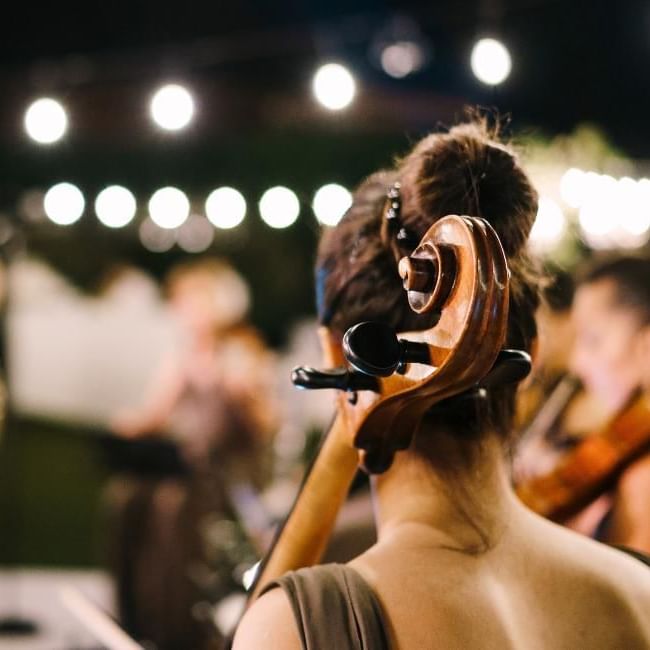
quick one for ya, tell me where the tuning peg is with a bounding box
[343,321,431,377]
[479,349,532,388]
[291,366,379,392]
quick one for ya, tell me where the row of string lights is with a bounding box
[34,181,353,253]
[22,32,648,256]
[35,166,650,256]
[23,39,512,144]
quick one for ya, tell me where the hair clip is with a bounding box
[383,182,418,252]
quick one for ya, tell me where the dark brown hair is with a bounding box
[579,255,650,325]
[316,117,541,443]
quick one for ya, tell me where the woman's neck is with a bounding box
[371,432,521,554]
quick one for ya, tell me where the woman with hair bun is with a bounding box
[235,118,650,649]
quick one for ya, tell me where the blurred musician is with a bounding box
[516,255,650,553]
[568,256,650,551]
[106,259,276,649]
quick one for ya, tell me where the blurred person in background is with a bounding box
[516,255,650,554]
[106,258,277,649]
[567,255,650,551]
[514,269,576,430]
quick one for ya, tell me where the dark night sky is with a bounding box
[0,0,648,154]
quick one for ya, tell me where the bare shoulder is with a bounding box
[232,588,302,650]
[532,515,650,631]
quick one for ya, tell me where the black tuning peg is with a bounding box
[479,349,532,388]
[343,321,431,377]
[291,366,379,392]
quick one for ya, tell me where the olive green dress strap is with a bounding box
[261,563,390,650]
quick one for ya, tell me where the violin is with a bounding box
[516,383,650,522]
[245,211,531,603]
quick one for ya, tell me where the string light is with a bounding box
[95,186,137,228]
[312,63,356,110]
[43,183,85,225]
[205,187,247,229]
[150,84,195,131]
[259,186,300,228]
[24,98,68,144]
[312,184,352,226]
[148,187,190,229]
[470,38,512,85]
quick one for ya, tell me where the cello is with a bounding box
[243,205,531,606]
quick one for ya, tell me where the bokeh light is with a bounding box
[19,189,46,223]
[43,183,85,226]
[529,197,567,252]
[380,41,425,78]
[470,38,512,85]
[559,168,587,208]
[259,186,300,228]
[95,186,137,228]
[312,183,352,226]
[24,98,68,144]
[148,187,190,229]
[205,187,247,229]
[176,215,215,253]
[312,63,356,110]
[150,84,195,131]
[139,218,176,252]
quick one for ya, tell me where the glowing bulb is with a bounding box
[529,197,566,252]
[95,186,137,228]
[471,38,512,85]
[205,187,246,229]
[312,184,352,226]
[177,215,214,253]
[150,84,195,131]
[312,63,356,110]
[259,186,300,229]
[24,98,68,144]
[148,187,190,229]
[43,183,85,225]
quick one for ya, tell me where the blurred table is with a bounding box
[0,568,113,649]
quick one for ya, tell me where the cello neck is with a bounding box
[249,411,359,600]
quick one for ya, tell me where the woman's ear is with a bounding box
[318,327,345,367]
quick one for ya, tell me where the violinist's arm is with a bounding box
[233,589,301,650]
[613,453,650,554]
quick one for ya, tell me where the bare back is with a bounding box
[350,507,650,649]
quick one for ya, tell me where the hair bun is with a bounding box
[398,120,538,258]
